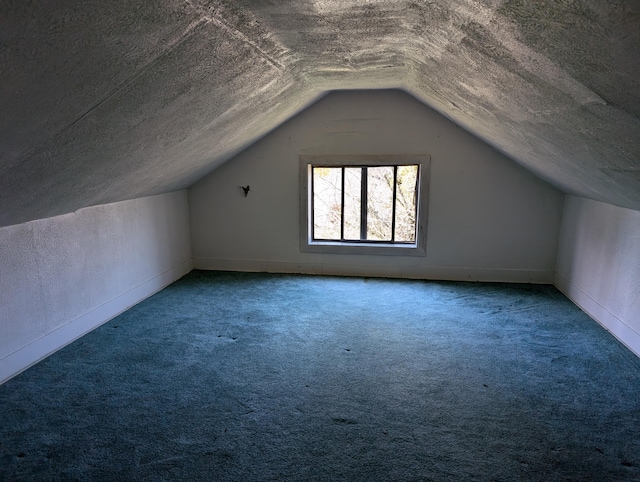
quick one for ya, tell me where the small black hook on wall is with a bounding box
[241,185,250,197]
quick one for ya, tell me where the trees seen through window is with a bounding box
[312,164,419,244]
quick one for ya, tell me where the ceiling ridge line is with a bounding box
[0,17,209,176]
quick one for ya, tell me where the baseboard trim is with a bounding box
[0,258,193,385]
[193,257,554,283]
[555,272,640,358]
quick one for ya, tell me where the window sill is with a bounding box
[301,241,426,257]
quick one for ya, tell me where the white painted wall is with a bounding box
[190,90,563,282]
[555,196,640,356]
[0,191,192,384]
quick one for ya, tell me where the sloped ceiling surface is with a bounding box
[1,0,639,227]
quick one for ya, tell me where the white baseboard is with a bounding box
[555,272,640,358]
[0,258,192,385]
[193,257,554,283]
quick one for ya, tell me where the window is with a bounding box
[300,155,429,256]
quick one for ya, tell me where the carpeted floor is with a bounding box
[1,270,639,480]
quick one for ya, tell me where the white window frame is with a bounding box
[300,154,429,256]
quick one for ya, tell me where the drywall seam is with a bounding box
[555,272,640,358]
[2,19,209,178]
[183,0,285,71]
[193,257,554,283]
[0,258,192,385]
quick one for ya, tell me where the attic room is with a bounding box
[1,1,639,479]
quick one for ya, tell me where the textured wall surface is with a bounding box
[556,196,640,356]
[1,1,639,227]
[0,191,192,383]
[190,90,563,282]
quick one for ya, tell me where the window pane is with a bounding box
[343,167,361,240]
[395,165,418,242]
[366,166,393,241]
[313,167,342,240]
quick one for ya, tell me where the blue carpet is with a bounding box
[1,270,639,480]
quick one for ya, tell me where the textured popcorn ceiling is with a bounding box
[1,0,639,226]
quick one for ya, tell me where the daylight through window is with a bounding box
[300,155,429,256]
[312,164,419,244]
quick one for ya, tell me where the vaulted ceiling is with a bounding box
[2,1,639,227]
